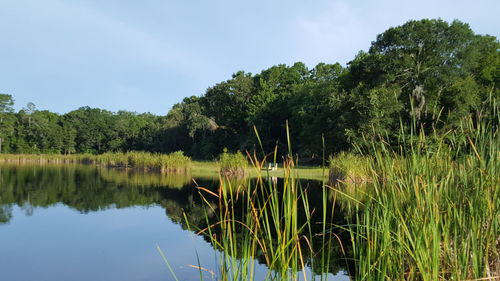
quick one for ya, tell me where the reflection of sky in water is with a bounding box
[0,205,217,281]
[0,204,348,281]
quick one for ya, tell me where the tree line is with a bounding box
[0,19,498,161]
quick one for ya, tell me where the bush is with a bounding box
[218,148,248,176]
[328,152,372,185]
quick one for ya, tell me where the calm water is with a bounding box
[0,164,350,281]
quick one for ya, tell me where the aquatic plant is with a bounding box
[328,152,372,186]
[338,105,500,280]
[218,148,249,177]
[186,106,500,280]
[186,126,346,281]
[0,151,191,173]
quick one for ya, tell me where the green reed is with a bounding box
[188,107,499,280]
[329,152,373,185]
[218,148,249,177]
[0,151,191,173]
[189,125,342,281]
[338,110,500,280]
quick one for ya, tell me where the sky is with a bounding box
[1,0,499,115]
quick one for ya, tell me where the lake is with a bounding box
[0,164,351,281]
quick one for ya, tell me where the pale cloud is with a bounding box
[0,0,216,113]
[4,0,208,74]
[290,0,499,68]
[292,1,375,66]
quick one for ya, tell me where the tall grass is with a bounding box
[218,149,249,177]
[186,107,499,280]
[329,152,372,186]
[0,151,191,173]
[188,126,345,281]
[336,110,500,280]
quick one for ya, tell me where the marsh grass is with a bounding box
[0,151,191,173]
[328,153,373,186]
[218,149,249,177]
[187,125,345,281]
[336,109,500,280]
[185,106,499,281]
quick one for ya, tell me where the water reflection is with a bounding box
[0,164,352,279]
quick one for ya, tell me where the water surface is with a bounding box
[0,164,350,281]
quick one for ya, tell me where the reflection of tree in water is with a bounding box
[0,164,352,277]
[21,200,34,216]
[98,167,192,189]
[0,204,13,224]
[161,178,220,228]
[0,164,220,225]
[0,164,196,219]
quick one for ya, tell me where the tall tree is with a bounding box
[23,102,37,127]
[345,19,499,137]
[0,94,15,153]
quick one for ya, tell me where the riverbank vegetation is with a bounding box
[0,154,327,180]
[0,151,191,173]
[339,112,500,280]
[188,109,499,280]
[218,149,249,176]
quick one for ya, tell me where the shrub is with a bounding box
[328,152,372,185]
[218,148,248,176]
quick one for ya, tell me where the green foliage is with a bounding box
[337,108,500,280]
[347,19,499,129]
[0,151,191,173]
[192,154,344,281]
[218,148,248,176]
[328,152,372,185]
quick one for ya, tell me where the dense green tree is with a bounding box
[344,19,499,144]
[0,94,15,153]
[63,107,114,153]
[22,110,63,153]
[248,63,310,154]
[372,20,458,119]
[287,63,348,157]
[61,122,77,154]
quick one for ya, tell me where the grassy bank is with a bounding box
[190,161,326,180]
[0,151,327,181]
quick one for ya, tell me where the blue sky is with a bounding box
[1,0,498,115]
